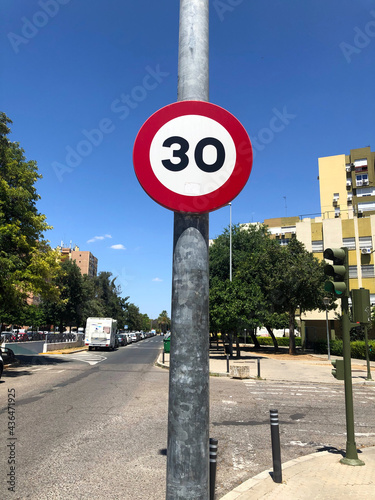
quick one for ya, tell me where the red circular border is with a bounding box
[133,101,253,214]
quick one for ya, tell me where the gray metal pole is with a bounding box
[166,1,210,499]
[325,306,331,361]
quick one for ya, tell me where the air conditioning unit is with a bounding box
[346,165,351,172]
[361,248,372,254]
[334,212,340,218]
[357,180,363,187]
[346,180,352,186]
[363,179,369,185]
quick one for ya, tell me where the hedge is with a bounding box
[312,339,375,361]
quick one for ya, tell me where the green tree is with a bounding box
[267,238,327,354]
[209,224,287,351]
[126,303,142,331]
[158,310,170,333]
[140,313,151,331]
[0,112,60,327]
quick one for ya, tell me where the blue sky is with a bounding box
[2,0,375,319]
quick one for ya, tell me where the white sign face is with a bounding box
[133,100,253,214]
[149,115,236,196]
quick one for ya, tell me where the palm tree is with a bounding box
[157,310,170,334]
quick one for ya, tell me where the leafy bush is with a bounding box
[311,339,375,360]
[255,336,301,347]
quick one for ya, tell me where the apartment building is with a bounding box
[57,245,98,277]
[319,146,375,220]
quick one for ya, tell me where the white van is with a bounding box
[85,318,117,351]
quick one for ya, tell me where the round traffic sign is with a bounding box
[133,100,253,213]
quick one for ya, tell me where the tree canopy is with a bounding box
[209,223,328,354]
[0,112,60,325]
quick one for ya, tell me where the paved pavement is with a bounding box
[157,344,375,500]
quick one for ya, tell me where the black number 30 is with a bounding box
[162,136,225,173]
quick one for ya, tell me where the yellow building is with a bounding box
[319,146,375,220]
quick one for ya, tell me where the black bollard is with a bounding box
[209,438,218,500]
[226,354,230,374]
[270,409,282,483]
[257,358,261,378]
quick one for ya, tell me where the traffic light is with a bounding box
[331,359,345,380]
[352,288,371,324]
[324,248,348,298]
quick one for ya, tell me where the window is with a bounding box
[356,186,375,197]
[359,236,372,249]
[348,265,358,278]
[357,201,375,212]
[354,158,368,171]
[311,240,323,252]
[356,174,368,186]
[361,265,375,278]
[343,237,355,250]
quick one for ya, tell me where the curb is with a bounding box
[155,352,231,378]
[218,449,333,500]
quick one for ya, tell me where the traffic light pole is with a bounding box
[341,295,365,466]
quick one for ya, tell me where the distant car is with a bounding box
[129,332,139,342]
[117,334,128,346]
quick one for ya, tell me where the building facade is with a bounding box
[319,146,375,220]
[56,245,98,277]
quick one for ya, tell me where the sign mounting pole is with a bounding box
[166,1,210,499]
[133,3,252,497]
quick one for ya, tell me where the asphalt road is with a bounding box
[0,337,169,500]
[1,340,374,499]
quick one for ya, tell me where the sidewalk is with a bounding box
[157,344,375,499]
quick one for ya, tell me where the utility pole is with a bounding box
[166,1,210,499]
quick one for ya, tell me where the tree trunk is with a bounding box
[288,310,296,355]
[235,335,240,358]
[265,325,279,352]
[250,328,260,349]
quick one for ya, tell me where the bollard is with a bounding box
[226,355,230,374]
[270,409,282,483]
[257,358,261,378]
[209,438,218,500]
[162,350,165,364]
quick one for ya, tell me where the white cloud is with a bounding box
[110,244,126,250]
[87,234,112,244]
[152,277,163,282]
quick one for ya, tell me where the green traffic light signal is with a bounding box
[323,247,348,298]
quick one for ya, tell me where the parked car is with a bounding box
[125,334,132,344]
[129,332,139,342]
[117,333,128,346]
[17,333,29,342]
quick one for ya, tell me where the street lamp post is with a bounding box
[323,297,331,360]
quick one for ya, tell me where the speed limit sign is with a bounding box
[133,100,253,213]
